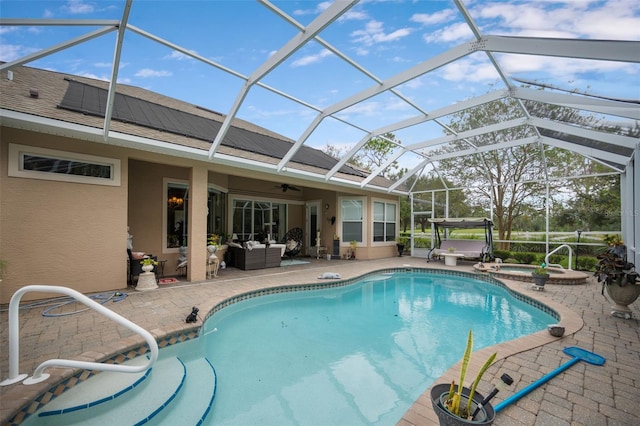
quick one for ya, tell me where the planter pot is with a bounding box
[397,244,405,257]
[531,273,549,290]
[207,245,218,254]
[431,384,495,426]
[141,264,154,273]
[605,282,640,319]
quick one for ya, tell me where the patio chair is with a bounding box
[283,227,303,262]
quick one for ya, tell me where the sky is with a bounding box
[1,0,639,169]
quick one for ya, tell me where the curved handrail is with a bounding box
[1,285,158,386]
[545,244,573,271]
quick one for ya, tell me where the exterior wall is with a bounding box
[0,127,401,304]
[1,128,128,303]
[128,159,190,275]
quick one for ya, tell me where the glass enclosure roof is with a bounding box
[0,0,638,194]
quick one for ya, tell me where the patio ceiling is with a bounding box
[0,0,638,195]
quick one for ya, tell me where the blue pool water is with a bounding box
[23,271,557,425]
[200,271,556,425]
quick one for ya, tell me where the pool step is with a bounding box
[144,354,217,425]
[34,357,186,425]
[30,352,217,425]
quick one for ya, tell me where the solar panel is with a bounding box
[58,79,365,177]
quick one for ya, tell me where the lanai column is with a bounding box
[622,148,639,266]
[187,165,208,281]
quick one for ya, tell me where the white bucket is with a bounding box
[327,254,331,260]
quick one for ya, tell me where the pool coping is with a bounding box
[1,265,583,425]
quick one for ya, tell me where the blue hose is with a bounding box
[42,292,127,317]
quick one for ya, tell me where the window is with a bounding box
[8,143,120,186]
[373,201,397,242]
[232,199,287,242]
[341,198,364,243]
[207,186,226,239]
[166,181,189,248]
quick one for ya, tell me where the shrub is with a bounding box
[493,249,511,261]
[413,237,431,248]
[577,256,598,272]
[513,252,537,264]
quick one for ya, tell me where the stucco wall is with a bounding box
[1,129,128,304]
[0,128,401,303]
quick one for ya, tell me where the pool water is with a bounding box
[498,265,564,274]
[200,271,556,425]
[21,271,557,425]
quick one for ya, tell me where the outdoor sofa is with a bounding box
[430,240,489,261]
[227,241,286,270]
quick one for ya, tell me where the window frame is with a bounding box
[207,183,228,240]
[230,195,291,242]
[338,196,366,245]
[163,178,189,253]
[8,143,120,186]
[371,198,398,244]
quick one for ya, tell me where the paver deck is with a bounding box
[1,257,638,425]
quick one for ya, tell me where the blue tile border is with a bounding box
[202,267,560,323]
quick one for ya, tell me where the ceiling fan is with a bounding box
[277,183,301,192]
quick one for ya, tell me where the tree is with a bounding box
[438,98,546,249]
[323,133,405,178]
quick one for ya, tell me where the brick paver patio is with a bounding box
[1,257,638,425]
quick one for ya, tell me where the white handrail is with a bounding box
[1,285,158,386]
[545,244,573,271]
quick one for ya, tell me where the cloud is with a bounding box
[164,50,197,61]
[0,26,18,35]
[437,57,500,82]
[476,0,640,40]
[410,9,457,26]
[351,20,412,47]
[423,22,474,44]
[293,1,367,23]
[293,1,331,16]
[0,44,24,62]
[63,0,94,15]
[498,54,638,79]
[291,49,333,67]
[134,68,173,78]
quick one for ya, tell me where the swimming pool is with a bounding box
[22,270,557,425]
[201,271,556,425]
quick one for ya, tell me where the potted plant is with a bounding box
[349,240,357,260]
[140,257,158,273]
[396,236,408,257]
[531,263,549,289]
[447,246,456,253]
[594,235,640,319]
[431,330,498,425]
[207,234,220,254]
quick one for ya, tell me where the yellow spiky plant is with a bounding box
[444,330,497,419]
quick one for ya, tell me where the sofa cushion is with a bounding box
[286,239,298,251]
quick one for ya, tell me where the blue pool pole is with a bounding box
[494,357,579,412]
